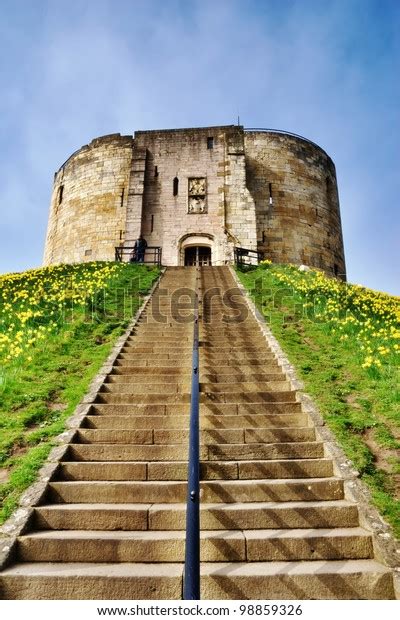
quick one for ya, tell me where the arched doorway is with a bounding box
[184,246,212,266]
[179,234,214,266]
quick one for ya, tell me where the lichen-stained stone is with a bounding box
[43,126,346,277]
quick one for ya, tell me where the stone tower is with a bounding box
[43,125,346,278]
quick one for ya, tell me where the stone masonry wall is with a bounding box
[135,126,250,266]
[223,128,258,254]
[245,132,346,278]
[43,134,133,265]
[43,126,346,277]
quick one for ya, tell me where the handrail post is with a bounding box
[183,268,201,600]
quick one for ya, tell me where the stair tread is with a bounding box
[20,529,243,540]
[37,499,355,510]
[21,527,371,540]
[1,559,389,577]
[70,441,321,447]
[0,562,184,577]
[50,476,340,486]
[61,458,332,465]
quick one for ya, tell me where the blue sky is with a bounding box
[0,0,399,294]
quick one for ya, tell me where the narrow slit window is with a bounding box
[207,137,214,149]
[154,165,158,177]
[151,215,154,233]
[119,230,123,240]
[173,177,179,196]
[120,188,125,207]
[58,185,64,205]
[268,183,273,206]
[334,264,339,276]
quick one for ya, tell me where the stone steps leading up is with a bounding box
[0,266,395,600]
[94,391,298,404]
[81,413,310,429]
[17,527,373,563]
[0,560,393,600]
[46,478,343,504]
[88,402,303,415]
[75,427,316,444]
[58,458,334,480]
[32,499,361,531]
[67,441,325,461]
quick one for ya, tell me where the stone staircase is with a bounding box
[0,266,396,599]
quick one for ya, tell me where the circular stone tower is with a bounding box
[43,134,134,266]
[43,126,346,278]
[244,130,346,278]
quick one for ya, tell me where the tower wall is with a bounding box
[43,134,133,265]
[43,126,346,278]
[245,131,346,277]
[135,125,256,266]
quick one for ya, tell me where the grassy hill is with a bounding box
[237,262,400,536]
[0,261,160,522]
[1,259,398,538]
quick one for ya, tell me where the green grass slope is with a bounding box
[0,261,160,523]
[238,262,400,537]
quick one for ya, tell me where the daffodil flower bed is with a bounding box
[0,261,160,522]
[238,261,400,537]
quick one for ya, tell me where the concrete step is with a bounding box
[199,560,395,600]
[95,391,298,404]
[47,478,343,504]
[75,427,315,445]
[118,352,193,360]
[244,527,373,561]
[17,530,246,563]
[68,443,195,461]
[99,383,187,394]
[200,362,282,371]
[105,372,285,383]
[8,560,393,600]
[76,428,245,444]
[201,381,291,392]
[89,402,303,415]
[82,413,310,429]
[120,346,192,354]
[100,381,292,393]
[59,458,334,481]
[68,441,323,462]
[0,562,183,599]
[207,442,324,460]
[114,359,190,368]
[201,373,286,383]
[110,367,187,375]
[113,359,281,371]
[127,336,192,343]
[33,500,360,531]
[201,354,276,361]
[202,346,272,353]
[201,335,264,342]
[17,527,373,564]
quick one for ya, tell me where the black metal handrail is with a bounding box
[183,268,201,600]
[234,246,264,267]
[115,246,162,266]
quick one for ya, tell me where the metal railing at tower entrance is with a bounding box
[234,247,264,267]
[114,246,162,266]
[183,267,201,600]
